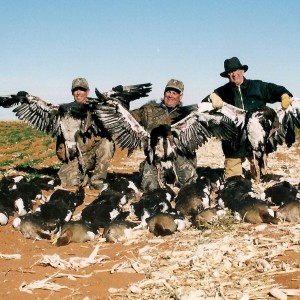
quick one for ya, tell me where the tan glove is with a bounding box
[281,93,291,109]
[209,92,223,109]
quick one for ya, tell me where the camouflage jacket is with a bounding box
[130,100,197,133]
[56,106,109,162]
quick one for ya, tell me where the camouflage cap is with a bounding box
[165,79,184,93]
[71,78,89,91]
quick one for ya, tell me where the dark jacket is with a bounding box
[207,78,293,158]
[214,78,292,111]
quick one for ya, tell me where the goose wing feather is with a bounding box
[171,102,239,154]
[11,94,61,136]
[275,98,300,147]
[94,83,152,110]
[0,93,26,108]
[219,102,246,128]
[286,99,300,129]
[93,100,150,155]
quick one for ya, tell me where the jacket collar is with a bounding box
[229,77,247,89]
[160,100,182,112]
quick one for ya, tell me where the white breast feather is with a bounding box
[128,181,139,193]
[247,113,265,150]
[166,138,175,156]
[15,198,26,216]
[0,213,8,225]
[160,161,172,169]
[154,137,164,159]
[60,116,81,143]
[110,208,120,220]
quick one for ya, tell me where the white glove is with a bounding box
[209,93,223,109]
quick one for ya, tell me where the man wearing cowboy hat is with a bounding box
[206,57,293,180]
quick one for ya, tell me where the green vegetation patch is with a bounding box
[0,159,15,167]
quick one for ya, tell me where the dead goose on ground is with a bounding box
[56,220,96,246]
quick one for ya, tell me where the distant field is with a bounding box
[0,121,60,178]
[0,121,143,179]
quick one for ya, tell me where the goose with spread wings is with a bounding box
[217,100,300,181]
[93,100,238,188]
[0,83,152,165]
[275,98,300,147]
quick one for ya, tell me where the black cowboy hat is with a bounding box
[220,57,248,78]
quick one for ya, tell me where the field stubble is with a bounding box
[0,121,300,299]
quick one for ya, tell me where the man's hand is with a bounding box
[281,93,291,110]
[16,91,29,98]
[0,91,29,108]
[209,92,223,109]
[11,91,29,103]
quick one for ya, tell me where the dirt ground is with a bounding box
[1,121,300,299]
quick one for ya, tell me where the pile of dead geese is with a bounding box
[0,167,300,246]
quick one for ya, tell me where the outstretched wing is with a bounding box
[0,93,61,136]
[171,102,240,155]
[109,83,152,101]
[216,99,300,152]
[289,98,300,128]
[218,102,246,129]
[94,83,152,109]
[275,98,300,148]
[93,100,150,156]
[0,91,31,108]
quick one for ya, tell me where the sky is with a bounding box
[0,0,299,119]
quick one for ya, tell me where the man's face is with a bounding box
[72,87,89,103]
[228,69,244,86]
[164,88,182,108]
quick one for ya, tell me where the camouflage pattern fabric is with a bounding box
[131,100,198,191]
[58,137,114,188]
[140,154,197,191]
[57,158,83,187]
[130,100,198,132]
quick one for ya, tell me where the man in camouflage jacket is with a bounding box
[56,78,114,189]
[130,79,198,191]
